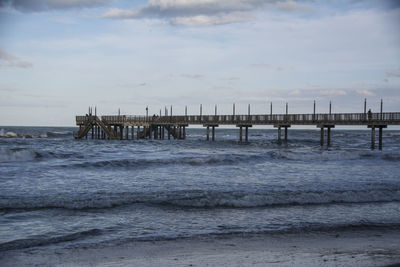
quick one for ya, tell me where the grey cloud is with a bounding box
[386,70,400,77]
[102,0,311,25]
[224,76,240,81]
[251,63,284,72]
[0,0,113,12]
[181,74,204,79]
[0,47,33,68]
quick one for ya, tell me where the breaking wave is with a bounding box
[1,188,400,210]
[0,148,83,162]
[0,229,101,251]
[58,150,400,169]
[0,148,40,162]
[0,128,71,139]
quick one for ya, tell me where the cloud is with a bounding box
[0,47,33,68]
[319,89,347,96]
[275,0,311,12]
[171,11,252,26]
[102,0,311,25]
[0,0,113,12]
[356,89,375,96]
[386,70,400,77]
[250,63,284,72]
[181,74,204,79]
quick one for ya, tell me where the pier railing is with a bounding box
[83,112,400,126]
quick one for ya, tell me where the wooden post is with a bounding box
[270,102,272,116]
[327,127,331,146]
[162,126,165,139]
[320,127,324,146]
[206,126,210,141]
[168,126,171,140]
[149,125,152,140]
[277,126,281,144]
[137,126,140,140]
[364,98,366,120]
[239,126,242,142]
[131,126,134,140]
[284,126,288,143]
[212,126,215,141]
[371,126,375,150]
[125,126,128,140]
[183,126,186,140]
[313,100,316,120]
[245,126,248,142]
[379,126,383,150]
[91,125,94,139]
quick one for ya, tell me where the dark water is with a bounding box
[0,126,399,251]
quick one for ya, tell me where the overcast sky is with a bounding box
[0,0,399,126]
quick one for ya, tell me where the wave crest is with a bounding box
[1,188,399,210]
[0,148,39,162]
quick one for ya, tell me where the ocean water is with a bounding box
[0,126,400,251]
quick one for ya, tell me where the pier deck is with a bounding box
[75,112,400,150]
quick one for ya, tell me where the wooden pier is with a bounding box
[75,110,400,150]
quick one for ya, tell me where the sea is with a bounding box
[0,126,400,251]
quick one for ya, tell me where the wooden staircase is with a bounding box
[75,116,118,140]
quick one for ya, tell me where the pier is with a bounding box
[75,107,400,150]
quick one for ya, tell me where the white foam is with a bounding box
[0,149,37,162]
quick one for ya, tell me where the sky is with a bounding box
[0,0,399,126]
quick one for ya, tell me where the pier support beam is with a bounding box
[327,127,331,146]
[274,125,290,144]
[320,127,324,146]
[125,126,129,140]
[204,125,218,141]
[236,125,252,142]
[368,124,387,150]
[318,125,335,147]
[131,126,134,140]
[149,125,152,140]
[371,126,375,150]
[154,125,158,140]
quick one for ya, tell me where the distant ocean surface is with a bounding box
[1,126,400,251]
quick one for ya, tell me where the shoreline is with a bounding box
[1,228,399,267]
